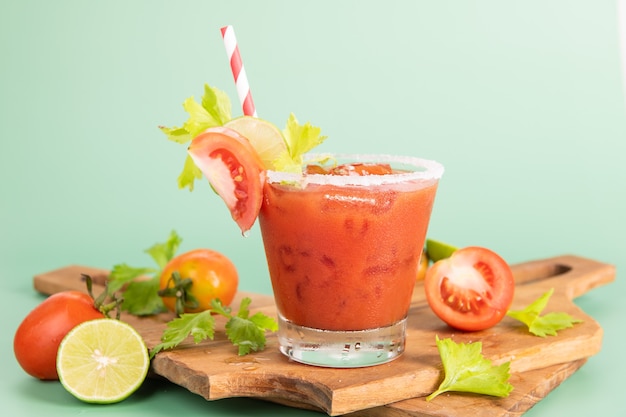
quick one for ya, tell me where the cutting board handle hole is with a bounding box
[521,263,571,285]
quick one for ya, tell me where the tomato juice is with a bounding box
[258,154,443,363]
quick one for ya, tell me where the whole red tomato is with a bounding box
[13,291,104,380]
[424,246,515,331]
[159,248,239,314]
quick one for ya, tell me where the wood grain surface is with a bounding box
[33,255,614,416]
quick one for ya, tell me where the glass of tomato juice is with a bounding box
[258,154,444,367]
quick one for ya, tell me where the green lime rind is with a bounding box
[57,319,149,404]
[224,116,287,170]
[426,239,458,262]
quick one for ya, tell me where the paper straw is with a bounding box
[220,25,257,117]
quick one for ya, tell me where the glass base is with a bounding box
[277,314,406,368]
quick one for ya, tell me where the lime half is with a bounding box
[426,239,458,262]
[224,116,287,169]
[57,319,149,404]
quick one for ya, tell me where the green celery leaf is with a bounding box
[506,289,582,337]
[201,84,232,126]
[273,150,303,173]
[506,289,553,329]
[121,278,167,316]
[159,84,232,191]
[159,125,192,145]
[283,113,327,156]
[181,97,213,138]
[427,336,513,401]
[144,230,182,270]
[275,113,327,172]
[180,85,232,138]
[529,312,583,337]
[150,310,216,358]
[177,155,203,191]
[108,264,156,293]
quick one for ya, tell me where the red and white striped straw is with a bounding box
[220,25,257,117]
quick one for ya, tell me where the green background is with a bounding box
[2,0,624,415]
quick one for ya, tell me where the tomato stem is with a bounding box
[157,271,199,316]
[82,274,124,319]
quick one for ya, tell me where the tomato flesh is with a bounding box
[336,163,393,176]
[424,246,515,331]
[13,291,104,380]
[210,148,252,220]
[306,162,393,176]
[188,127,265,234]
[159,248,239,313]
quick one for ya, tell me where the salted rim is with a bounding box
[266,153,444,186]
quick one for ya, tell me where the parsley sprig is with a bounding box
[150,297,278,359]
[507,288,582,337]
[427,336,513,401]
[107,230,182,315]
[106,230,278,358]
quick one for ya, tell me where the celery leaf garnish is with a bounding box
[506,288,582,337]
[159,84,232,190]
[274,113,327,173]
[427,336,513,401]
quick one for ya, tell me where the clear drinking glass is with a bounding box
[258,154,444,367]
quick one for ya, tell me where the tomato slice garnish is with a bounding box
[188,127,265,234]
[424,246,515,331]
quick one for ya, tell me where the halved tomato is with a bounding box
[188,127,266,234]
[424,246,515,331]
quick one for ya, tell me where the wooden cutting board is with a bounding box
[33,255,614,416]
